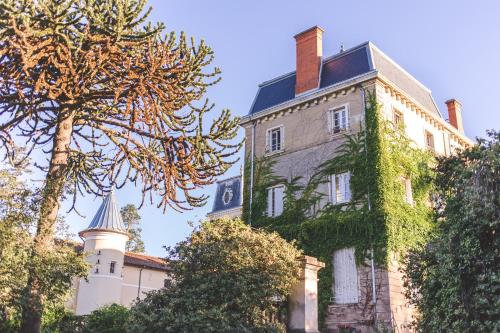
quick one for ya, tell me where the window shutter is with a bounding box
[280,126,284,150]
[333,247,359,304]
[405,178,413,204]
[327,110,333,134]
[265,129,270,152]
[267,188,273,216]
[329,175,336,204]
[345,172,351,201]
[275,186,284,216]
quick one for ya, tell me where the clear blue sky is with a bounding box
[65,0,500,257]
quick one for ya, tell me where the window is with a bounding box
[402,177,413,205]
[110,261,116,274]
[425,130,435,151]
[266,125,284,154]
[392,109,404,128]
[267,185,284,217]
[333,248,359,304]
[329,172,351,204]
[329,106,349,134]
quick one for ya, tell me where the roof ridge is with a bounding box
[322,41,370,64]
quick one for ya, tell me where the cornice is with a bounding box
[240,71,378,126]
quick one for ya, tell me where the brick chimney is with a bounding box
[445,99,464,134]
[294,26,324,95]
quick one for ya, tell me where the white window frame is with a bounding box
[265,125,284,155]
[267,184,285,217]
[328,104,349,135]
[425,130,435,152]
[333,247,359,304]
[329,172,351,204]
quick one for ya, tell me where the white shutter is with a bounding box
[280,126,284,151]
[267,187,273,216]
[329,175,336,204]
[344,172,351,202]
[265,129,270,153]
[327,110,333,134]
[275,186,284,216]
[404,178,413,204]
[333,247,358,304]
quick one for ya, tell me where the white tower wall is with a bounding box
[75,230,128,315]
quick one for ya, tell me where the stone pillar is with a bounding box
[289,255,325,333]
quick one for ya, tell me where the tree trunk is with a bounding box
[20,110,75,333]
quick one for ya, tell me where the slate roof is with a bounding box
[210,175,242,213]
[81,191,127,234]
[249,42,442,118]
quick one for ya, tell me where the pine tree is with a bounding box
[121,204,145,253]
[0,1,241,331]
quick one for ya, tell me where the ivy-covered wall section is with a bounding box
[243,92,436,327]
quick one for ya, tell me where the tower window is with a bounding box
[110,261,116,274]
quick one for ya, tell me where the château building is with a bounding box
[239,26,473,332]
[67,191,169,315]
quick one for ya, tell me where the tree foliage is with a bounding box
[0,164,87,332]
[404,131,500,332]
[0,0,240,330]
[128,218,302,333]
[120,204,145,253]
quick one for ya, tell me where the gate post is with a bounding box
[288,255,325,333]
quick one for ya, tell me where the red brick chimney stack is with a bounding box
[445,99,464,134]
[294,26,324,95]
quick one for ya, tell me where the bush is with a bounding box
[128,218,302,333]
[83,304,130,333]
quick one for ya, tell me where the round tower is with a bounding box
[75,191,129,315]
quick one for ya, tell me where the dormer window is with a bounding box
[329,105,349,134]
[266,125,284,154]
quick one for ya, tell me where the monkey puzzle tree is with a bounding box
[0,0,241,331]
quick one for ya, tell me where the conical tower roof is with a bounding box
[80,191,128,236]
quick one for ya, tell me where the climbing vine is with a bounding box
[243,92,436,328]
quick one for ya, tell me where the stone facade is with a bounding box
[241,27,472,332]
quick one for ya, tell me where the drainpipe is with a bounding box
[248,122,256,226]
[137,267,144,299]
[360,86,378,325]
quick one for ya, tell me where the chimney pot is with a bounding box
[294,26,324,95]
[445,99,464,134]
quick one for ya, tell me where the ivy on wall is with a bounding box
[243,92,436,328]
